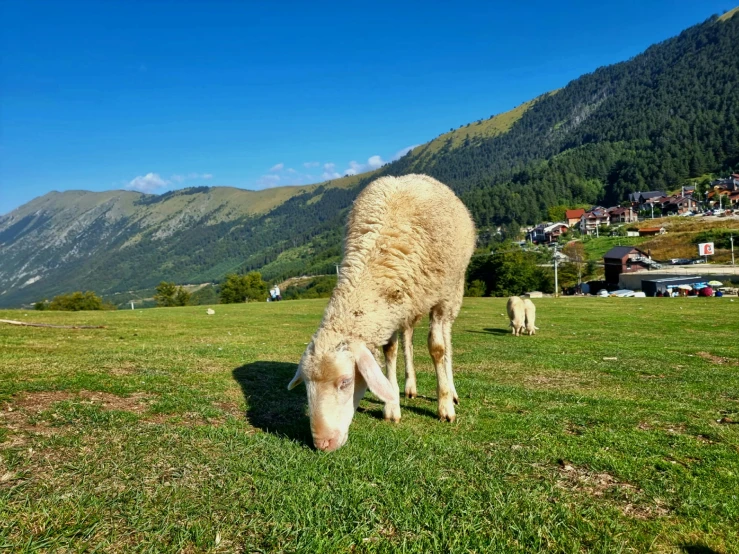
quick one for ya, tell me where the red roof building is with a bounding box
[565,209,585,226]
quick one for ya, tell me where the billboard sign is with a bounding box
[698,242,714,256]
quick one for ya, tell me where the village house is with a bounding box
[580,207,610,235]
[603,246,658,284]
[527,222,569,244]
[711,176,739,191]
[565,208,585,227]
[662,195,697,215]
[607,206,638,224]
[638,226,666,237]
[628,191,666,208]
[707,189,733,209]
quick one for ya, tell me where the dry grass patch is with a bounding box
[555,460,669,520]
[696,351,736,365]
[556,459,636,496]
[523,372,596,390]
[0,390,155,445]
[100,360,140,376]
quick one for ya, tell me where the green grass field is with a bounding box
[1,298,738,553]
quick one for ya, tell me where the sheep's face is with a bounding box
[288,341,396,452]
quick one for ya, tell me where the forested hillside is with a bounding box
[259,10,739,279]
[393,10,739,225]
[1,9,737,306]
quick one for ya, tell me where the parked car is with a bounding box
[610,289,635,297]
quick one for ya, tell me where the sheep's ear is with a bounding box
[287,367,304,390]
[353,343,396,403]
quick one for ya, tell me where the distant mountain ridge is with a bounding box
[2,8,738,307]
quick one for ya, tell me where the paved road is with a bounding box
[632,264,738,275]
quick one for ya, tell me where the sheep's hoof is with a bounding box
[438,402,456,422]
[404,387,417,399]
[383,403,401,423]
[453,395,460,405]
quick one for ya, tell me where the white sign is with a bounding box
[698,242,714,256]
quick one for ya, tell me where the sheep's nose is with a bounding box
[314,435,341,452]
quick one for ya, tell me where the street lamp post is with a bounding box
[553,244,559,298]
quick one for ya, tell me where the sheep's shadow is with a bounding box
[680,545,722,554]
[361,396,439,420]
[466,328,510,336]
[231,361,312,446]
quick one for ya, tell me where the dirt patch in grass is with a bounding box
[696,351,736,365]
[522,372,595,390]
[0,390,155,445]
[557,459,637,496]
[621,502,670,519]
[213,400,244,418]
[101,361,140,376]
[138,401,245,428]
[76,390,153,413]
[555,460,669,519]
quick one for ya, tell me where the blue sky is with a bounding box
[1,0,736,214]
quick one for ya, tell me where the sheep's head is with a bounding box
[287,339,396,452]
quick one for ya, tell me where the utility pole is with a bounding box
[650,202,654,219]
[553,244,559,298]
[731,234,735,267]
[335,264,340,276]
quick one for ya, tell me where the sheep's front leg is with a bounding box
[402,325,417,399]
[429,310,455,422]
[382,331,401,423]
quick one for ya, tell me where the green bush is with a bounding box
[466,244,554,297]
[220,272,268,303]
[154,281,191,307]
[47,291,113,311]
[465,280,487,297]
[282,276,337,300]
[190,284,219,306]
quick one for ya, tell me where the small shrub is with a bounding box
[465,280,486,297]
[283,276,337,300]
[220,272,268,303]
[154,281,190,307]
[48,291,113,311]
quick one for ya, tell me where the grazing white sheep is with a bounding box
[507,296,526,336]
[523,297,538,335]
[288,174,476,451]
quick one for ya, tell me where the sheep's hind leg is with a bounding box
[443,319,459,405]
[402,324,417,399]
[382,331,401,423]
[429,308,455,422]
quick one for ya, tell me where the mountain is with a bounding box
[2,9,738,307]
